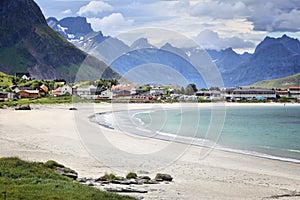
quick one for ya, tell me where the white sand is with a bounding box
[1,103,300,199]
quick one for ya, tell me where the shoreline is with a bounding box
[1,103,300,199]
[95,113,300,165]
[91,103,300,165]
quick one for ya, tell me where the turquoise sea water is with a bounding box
[132,106,300,162]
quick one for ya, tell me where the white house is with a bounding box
[288,86,300,99]
[131,87,146,95]
[60,85,72,95]
[112,85,132,98]
[51,84,72,96]
[76,85,96,96]
[150,87,166,95]
[21,75,30,80]
[195,90,221,100]
[223,88,276,100]
[76,85,112,99]
[98,89,113,99]
[275,90,289,98]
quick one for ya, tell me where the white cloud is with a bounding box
[249,6,300,32]
[190,0,300,32]
[191,1,249,19]
[274,9,300,32]
[77,1,113,16]
[61,9,72,15]
[87,13,133,36]
[35,0,300,52]
[195,29,255,50]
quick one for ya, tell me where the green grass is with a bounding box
[0,95,73,107]
[251,73,300,89]
[0,95,114,108]
[44,160,65,169]
[0,72,14,91]
[0,157,134,200]
[0,71,65,92]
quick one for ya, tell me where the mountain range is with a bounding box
[0,0,120,82]
[48,16,300,87]
[222,35,300,87]
[1,0,299,87]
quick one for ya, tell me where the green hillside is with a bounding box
[0,0,120,82]
[0,72,14,91]
[251,73,300,89]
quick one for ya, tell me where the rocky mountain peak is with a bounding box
[59,17,93,35]
[255,34,300,55]
[131,38,155,49]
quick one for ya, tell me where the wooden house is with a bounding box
[17,90,39,98]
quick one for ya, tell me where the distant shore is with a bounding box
[1,103,300,199]
[1,97,299,109]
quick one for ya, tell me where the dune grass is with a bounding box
[0,157,134,200]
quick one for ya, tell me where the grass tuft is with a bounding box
[44,160,64,169]
[126,172,137,179]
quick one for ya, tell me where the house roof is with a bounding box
[276,90,288,94]
[17,87,32,90]
[61,84,72,88]
[51,87,62,94]
[17,90,39,94]
[52,90,61,95]
[112,85,132,91]
[151,87,165,90]
[288,86,300,90]
[196,90,220,94]
[233,88,274,92]
[0,91,9,95]
[40,84,49,92]
[113,89,131,93]
[26,90,39,94]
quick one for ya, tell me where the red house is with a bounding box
[17,90,39,98]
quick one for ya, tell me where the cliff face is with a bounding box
[0,0,120,81]
[0,0,46,48]
[222,35,300,86]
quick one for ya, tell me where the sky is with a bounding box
[35,0,300,53]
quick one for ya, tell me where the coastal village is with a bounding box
[1,72,300,103]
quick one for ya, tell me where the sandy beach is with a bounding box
[1,103,300,199]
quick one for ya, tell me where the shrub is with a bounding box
[126,172,137,179]
[102,173,117,181]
